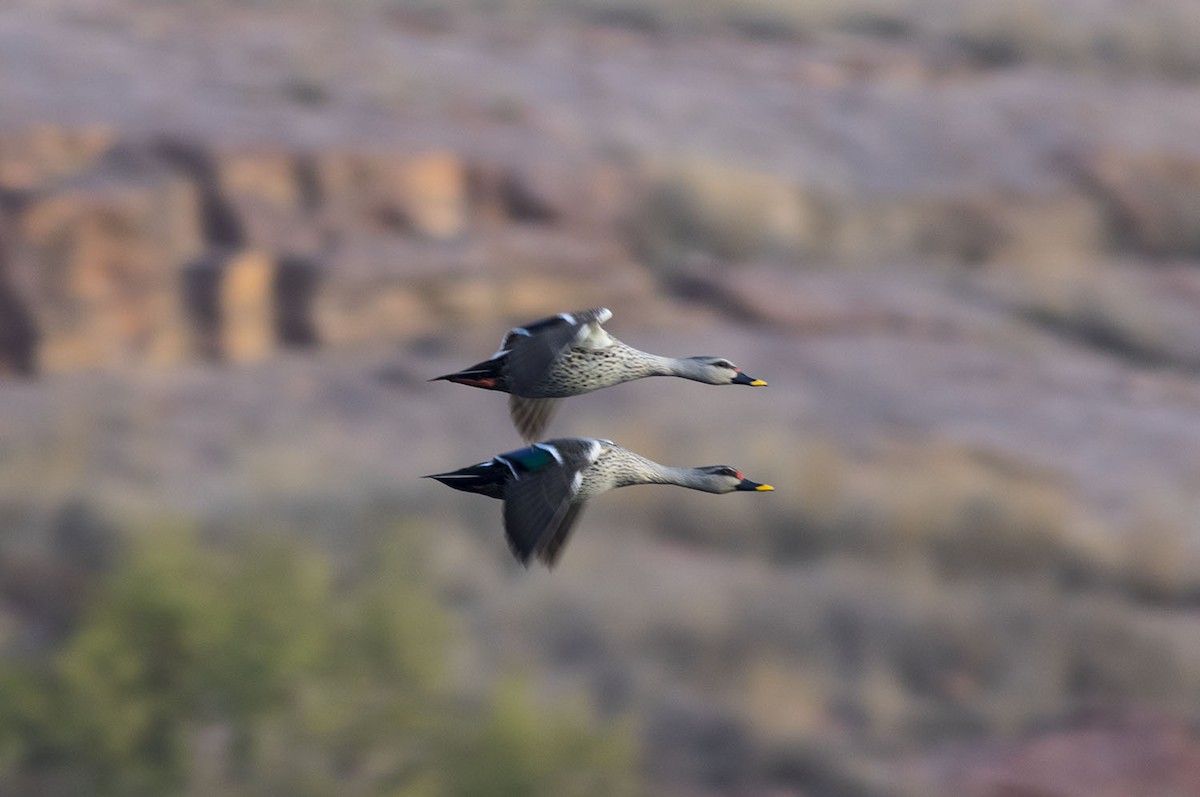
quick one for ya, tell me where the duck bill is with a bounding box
[736,478,774,492]
[732,372,768,386]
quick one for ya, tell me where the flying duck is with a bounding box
[431,308,767,441]
[427,437,773,567]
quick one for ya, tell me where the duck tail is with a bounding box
[424,461,508,499]
[429,355,507,391]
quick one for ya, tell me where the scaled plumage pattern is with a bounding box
[427,438,773,567]
[431,308,767,441]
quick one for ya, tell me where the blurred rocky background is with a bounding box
[2,1,1200,795]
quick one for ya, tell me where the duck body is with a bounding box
[431,308,767,441]
[430,338,663,398]
[427,437,773,567]
[515,338,670,398]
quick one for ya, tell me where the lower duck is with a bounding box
[427,437,773,567]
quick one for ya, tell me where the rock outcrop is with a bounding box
[0,130,579,375]
[15,147,202,371]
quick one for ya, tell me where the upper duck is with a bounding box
[431,308,767,441]
[427,437,773,567]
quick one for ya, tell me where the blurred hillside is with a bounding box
[1,1,1200,795]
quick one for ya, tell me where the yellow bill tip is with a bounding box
[749,379,768,386]
[755,484,775,491]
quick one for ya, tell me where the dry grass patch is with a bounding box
[626,157,824,273]
[1119,491,1200,604]
[983,259,1200,370]
[554,0,1200,78]
[746,438,1093,579]
[626,152,1111,274]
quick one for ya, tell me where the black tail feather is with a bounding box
[425,463,507,500]
[429,356,507,390]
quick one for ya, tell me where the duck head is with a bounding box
[680,356,768,386]
[691,465,775,494]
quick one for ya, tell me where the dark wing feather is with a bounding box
[502,464,576,565]
[501,308,611,395]
[536,502,587,568]
[500,437,601,565]
[508,395,561,443]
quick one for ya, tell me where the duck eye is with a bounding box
[713,360,734,369]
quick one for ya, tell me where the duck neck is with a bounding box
[633,349,699,381]
[619,452,714,491]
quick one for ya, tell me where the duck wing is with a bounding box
[536,502,586,568]
[500,308,613,396]
[500,438,604,566]
[508,395,561,443]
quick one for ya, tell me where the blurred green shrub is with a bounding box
[0,526,640,797]
[445,677,639,797]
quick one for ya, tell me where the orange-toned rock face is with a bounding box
[219,250,277,365]
[0,124,115,191]
[18,173,202,371]
[0,132,614,373]
[215,150,325,255]
[399,150,468,240]
[310,149,469,239]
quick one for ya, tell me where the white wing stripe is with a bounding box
[534,443,563,464]
[494,455,520,480]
